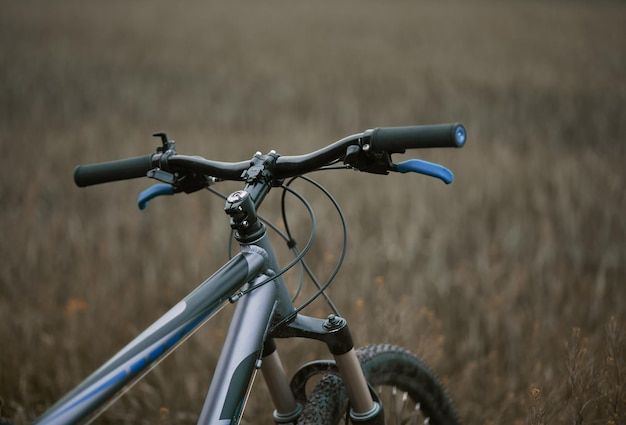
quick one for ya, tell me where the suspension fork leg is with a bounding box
[261,339,303,424]
[324,316,382,423]
[334,349,376,415]
[270,314,383,423]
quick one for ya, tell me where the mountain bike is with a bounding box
[34,123,466,424]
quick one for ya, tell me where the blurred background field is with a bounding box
[1,0,625,423]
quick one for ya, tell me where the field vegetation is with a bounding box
[1,0,625,423]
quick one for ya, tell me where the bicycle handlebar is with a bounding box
[73,123,466,187]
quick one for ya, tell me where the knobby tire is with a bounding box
[297,344,460,425]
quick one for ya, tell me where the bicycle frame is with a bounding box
[35,229,376,424]
[37,150,390,425]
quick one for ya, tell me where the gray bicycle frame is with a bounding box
[34,231,299,425]
[35,171,381,425]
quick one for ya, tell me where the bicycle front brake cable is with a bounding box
[281,176,346,313]
[268,174,348,333]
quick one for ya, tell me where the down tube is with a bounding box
[34,250,266,425]
[197,272,279,425]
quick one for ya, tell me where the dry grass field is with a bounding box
[1,0,625,423]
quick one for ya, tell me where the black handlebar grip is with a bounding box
[74,154,154,187]
[368,123,466,153]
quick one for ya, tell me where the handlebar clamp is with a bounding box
[224,190,264,243]
[343,142,392,175]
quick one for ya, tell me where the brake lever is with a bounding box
[344,143,454,183]
[392,159,454,184]
[138,184,175,210]
[139,174,218,210]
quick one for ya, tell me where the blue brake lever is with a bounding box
[395,159,454,184]
[138,184,175,210]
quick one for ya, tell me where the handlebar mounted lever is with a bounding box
[154,132,176,154]
[138,173,217,210]
[343,133,455,184]
[343,139,393,175]
[150,131,218,193]
[144,132,178,185]
[392,159,454,184]
[138,132,217,210]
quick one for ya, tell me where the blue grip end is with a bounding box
[138,184,175,210]
[396,159,454,184]
[454,125,466,147]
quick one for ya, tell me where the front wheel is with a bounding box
[297,344,460,425]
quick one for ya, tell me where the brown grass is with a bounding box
[1,0,625,423]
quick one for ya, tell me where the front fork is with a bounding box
[263,315,383,424]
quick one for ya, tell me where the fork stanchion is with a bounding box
[325,316,382,423]
[261,340,303,423]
